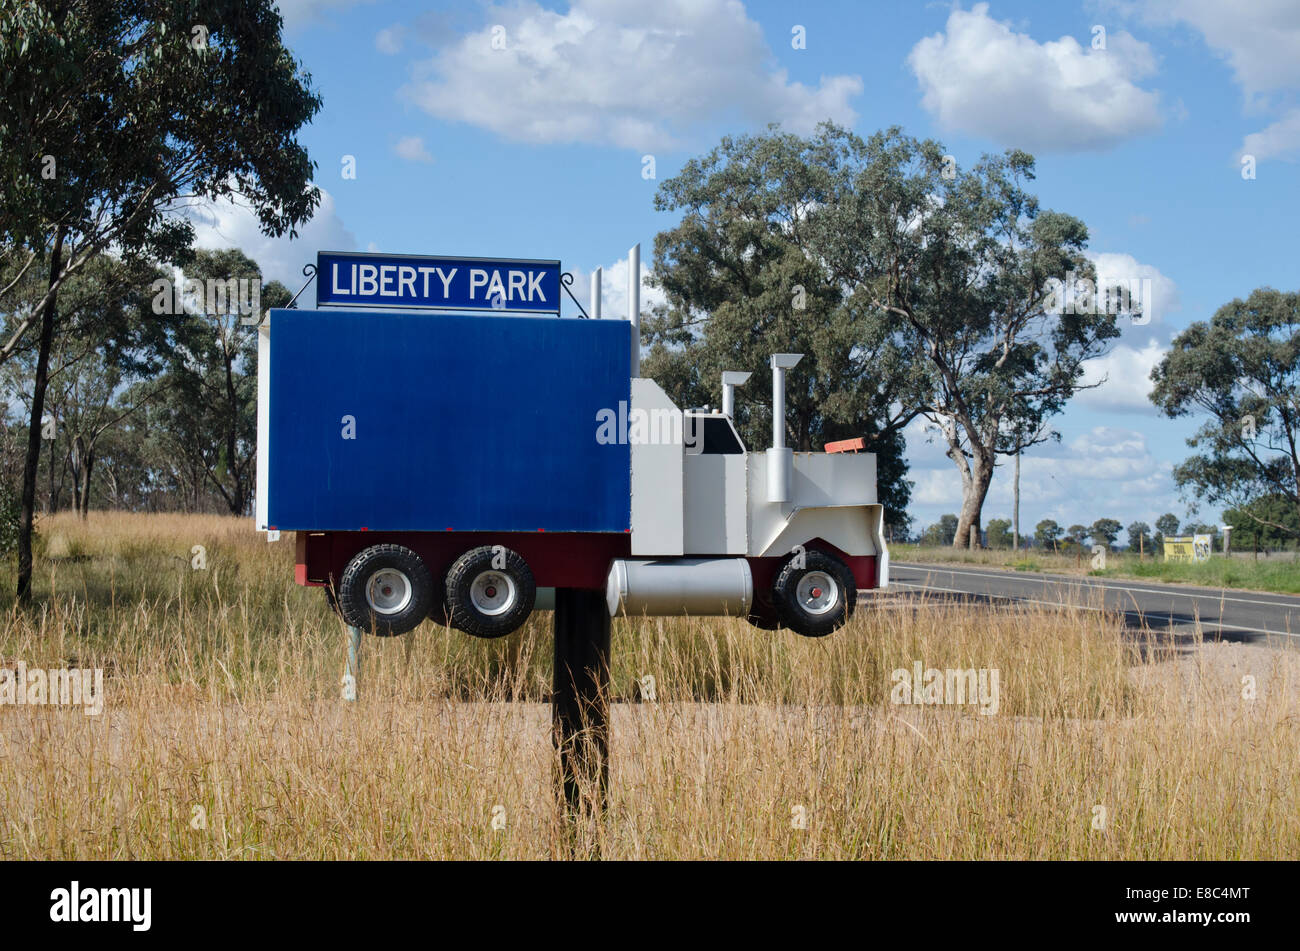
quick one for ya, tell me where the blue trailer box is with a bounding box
[262,308,632,533]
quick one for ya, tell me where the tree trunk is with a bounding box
[953,454,994,549]
[77,447,95,519]
[220,335,247,515]
[46,435,60,514]
[17,229,64,602]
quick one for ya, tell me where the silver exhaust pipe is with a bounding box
[768,353,802,502]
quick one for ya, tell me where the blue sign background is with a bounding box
[266,308,631,532]
[316,251,561,314]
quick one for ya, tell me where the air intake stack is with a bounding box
[768,353,802,502]
[721,370,751,418]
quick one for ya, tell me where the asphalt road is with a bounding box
[887,561,1300,650]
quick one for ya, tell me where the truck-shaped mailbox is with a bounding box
[257,251,888,639]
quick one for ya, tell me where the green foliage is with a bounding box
[986,517,1013,548]
[644,125,919,519]
[803,126,1124,545]
[1153,512,1179,544]
[146,249,289,515]
[1090,518,1121,547]
[0,475,22,555]
[1126,521,1152,553]
[0,0,322,256]
[921,514,958,546]
[1224,495,1300,551]
[1035,518,1062,548]
[1151,288,1300,535]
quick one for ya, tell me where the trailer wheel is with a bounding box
[445,546,536,639]
[337,544,434,637]
[771,550,856,637]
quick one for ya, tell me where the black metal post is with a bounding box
[552,587,610,821]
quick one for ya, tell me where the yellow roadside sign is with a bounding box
[1164,534,1212,562]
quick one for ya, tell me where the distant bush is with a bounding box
[0,478,22,557]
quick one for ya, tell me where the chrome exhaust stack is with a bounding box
[767,353,802,502]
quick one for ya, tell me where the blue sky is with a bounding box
[198,0,1300,540]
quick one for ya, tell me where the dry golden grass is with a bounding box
[0,512,1296,859]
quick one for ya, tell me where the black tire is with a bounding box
[337,544,434,637]
[445,545,536,639]
[771,549,856,638]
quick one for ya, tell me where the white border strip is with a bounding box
[254,316,270,531]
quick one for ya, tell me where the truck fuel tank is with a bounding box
[606,558,753,618]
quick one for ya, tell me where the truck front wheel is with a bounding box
[771,550,856,637]
[338,544,435,637]
[445,546,536,639]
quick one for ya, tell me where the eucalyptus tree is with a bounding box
[152,249,289,515]
[810,126,1129,547]
[1151,288,1300,539]
[646,127,925,525]
[0,0,321,596]
[648,123,1127,547]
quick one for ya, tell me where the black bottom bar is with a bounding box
[4,861,1283,937]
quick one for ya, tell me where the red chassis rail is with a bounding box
[297,531,877,600]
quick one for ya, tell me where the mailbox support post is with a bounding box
[552,588,611,822]
[343,625,362,702]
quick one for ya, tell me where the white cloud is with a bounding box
[1138,0,1300,100]
[567,250,667,319]
[403,0,862,149]
[1019,429,1172,533]
[1067,425,1148,460]
[908,425,1176,536]
[1129,1,1300,161]
[1078,339,1166,413]
[908,3,1162,152]
[186,187,357,288]
[911,467,962,508]
[1241,107,1300,162]
[903,417,954,467]
[394,135,434,163]
[1088,250,1180,329]
[375,24,407,55]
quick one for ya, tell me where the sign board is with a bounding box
[263,308,631,533]
[1163,534,1212,563]
[316,251,561,314]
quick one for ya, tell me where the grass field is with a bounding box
[895,543,1300,594]
[0,512,1296,859]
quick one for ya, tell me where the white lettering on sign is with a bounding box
[358,264,378,296]
[469,268,489,298]
[528,270,546,301]
[417,265,436,295]
[325,260,550,306]
[436,267,456,295]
